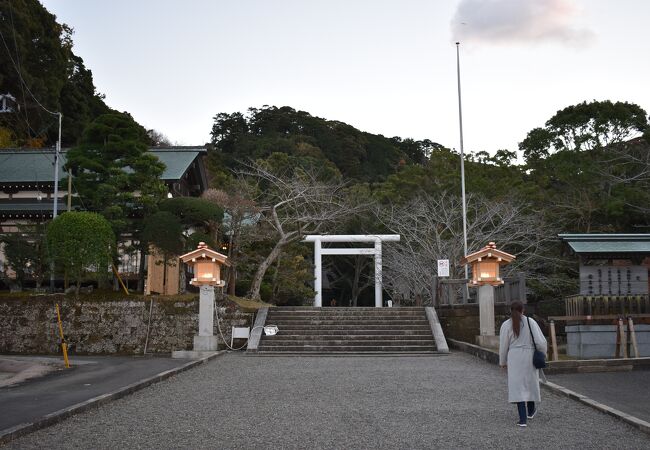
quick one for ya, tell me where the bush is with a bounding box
[46,212,115,294]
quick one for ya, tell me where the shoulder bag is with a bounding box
[527,316,547,369]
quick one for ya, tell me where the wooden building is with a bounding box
[559,234,650,296]
[0,147,209,286]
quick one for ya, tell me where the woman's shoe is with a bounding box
[517,422,527,427]
[527,409,537,419]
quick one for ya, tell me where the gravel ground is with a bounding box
[5,352,649,449]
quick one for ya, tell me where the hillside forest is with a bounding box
[2,0,650,306]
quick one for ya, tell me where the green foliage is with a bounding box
[65,113,166,235]
[141,211,184,256]
[0,0,111,146]
[159,197,224,228]
[186,231,216,251]
[209,106,439,184]
[0,224,48,290]
[520,100,649,161]
[46,212,115,291]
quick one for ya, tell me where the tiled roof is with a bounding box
[0,147,206,184]
[559,234,650,254]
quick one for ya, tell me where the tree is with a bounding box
[203,183,259,295]
[66,113,167,290]
[520,100,649,162]
[0,0,112,146]
[378,192,560,304]
[208,106,432,184]
[1,224,48,290]
[237,159,363,300]
[46,212,115,294]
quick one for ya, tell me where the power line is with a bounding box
[0,25,58,117]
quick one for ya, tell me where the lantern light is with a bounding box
[179,241,230,287]
[460,242,515,286]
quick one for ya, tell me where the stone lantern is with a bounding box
[462,242,515,287]
[461,242,515,348]
[181,242,228,287]
[173,242,230,358]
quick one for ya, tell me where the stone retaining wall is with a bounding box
[436,304,512,342]
[0,296,253,355]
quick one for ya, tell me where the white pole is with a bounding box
[314,238,322,307]
[50,112,62,292]
[53,112,62,218]
[456,42,469,279]
[374,239,383,308]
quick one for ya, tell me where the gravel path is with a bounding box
[5,353,649,449]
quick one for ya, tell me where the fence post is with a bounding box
[432,276,438,307]
[518,273,526,303]
[550,320,558,362]
[628,317,639,358]
[618,318,628,359]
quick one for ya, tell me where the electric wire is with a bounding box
[0,24,59,117]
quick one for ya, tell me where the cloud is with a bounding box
[451,0,595,47]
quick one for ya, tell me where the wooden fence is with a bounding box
[565,294,650,317]
[434,273,526,307]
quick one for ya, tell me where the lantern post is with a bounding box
[173,242,230,358]
[461,242,515,348]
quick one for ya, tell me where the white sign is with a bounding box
[437,259,450,277]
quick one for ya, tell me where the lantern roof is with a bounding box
[180,242,230,266]
[460,242,515,265]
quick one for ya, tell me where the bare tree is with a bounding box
[203,181,260,295]
[237,161,362,300]
[378,192,559,305]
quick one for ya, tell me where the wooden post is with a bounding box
[55,303,71,368]
[549,320,558,361]
[628,317,640,358]
[67,168,72,212]
[615,320,621,358]
[618,318,628,359]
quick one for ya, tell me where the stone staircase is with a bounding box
[254,307,439,354]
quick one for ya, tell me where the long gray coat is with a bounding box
[499,315,547,403]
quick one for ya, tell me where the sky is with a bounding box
[40,0,650,156]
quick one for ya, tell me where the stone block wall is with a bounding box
[436,304,512,343]
[0,296,253,355]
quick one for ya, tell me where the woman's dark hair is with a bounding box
[511,301,524,338]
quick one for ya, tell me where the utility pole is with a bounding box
[456,42,469,279]
[49,112,62,292]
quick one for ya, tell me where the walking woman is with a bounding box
[499,301,547,427]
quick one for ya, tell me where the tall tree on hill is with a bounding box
[0,0,112,147]
[519,100,649,162]
[520,100,650,232]
[208,106,436,185]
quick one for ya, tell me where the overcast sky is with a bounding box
[40,0,650,156]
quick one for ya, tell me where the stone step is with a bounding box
[264,334,433,341]
[267,323,431,334]
[258,339,434,350]
[249,352,443,356]
[270,307,425,311]
[261,329,432,336]
[266,314,426,320]
[266,309,425,316]
[256,345,437,352]
[264,319,430,326]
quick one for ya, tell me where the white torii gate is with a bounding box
[304,235,400,307]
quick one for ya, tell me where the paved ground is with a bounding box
[0,355,192,431]
[3,352,649,449]
[548,371,650,423]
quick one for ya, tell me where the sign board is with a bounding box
[437,259,450,277]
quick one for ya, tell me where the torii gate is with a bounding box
[304,235,400,307]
